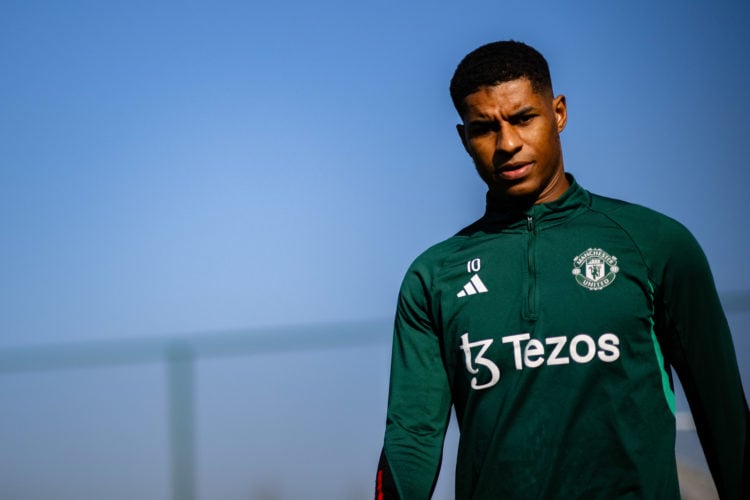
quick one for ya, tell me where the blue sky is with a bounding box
[2,0,749,345]
[1,1,749,498]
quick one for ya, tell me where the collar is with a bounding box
[481,174,591,231]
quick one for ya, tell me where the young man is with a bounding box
[376,41,748,499]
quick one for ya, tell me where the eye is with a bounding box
[467,121,497,137]
[513,113,535,125]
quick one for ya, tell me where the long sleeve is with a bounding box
[378,263,452,499]
[652,220,749,499]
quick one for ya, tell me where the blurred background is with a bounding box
[1,0,748,498]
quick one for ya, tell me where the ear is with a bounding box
[456,123,471,155]
[553,95,567,133]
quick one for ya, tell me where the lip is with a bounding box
[496,161,533,180]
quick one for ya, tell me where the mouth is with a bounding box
[495,161,533,180]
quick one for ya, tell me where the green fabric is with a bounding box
[648,308,676,415]
[382,176,747,499]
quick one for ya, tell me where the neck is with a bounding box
[489,170,571,211]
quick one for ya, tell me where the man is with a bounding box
[375,40,748,499]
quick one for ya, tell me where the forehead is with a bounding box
[461,79,548,118]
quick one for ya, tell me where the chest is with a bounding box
[431,226,655,385]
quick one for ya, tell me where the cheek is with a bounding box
[541,130,562,159]
[527,127,557,159]
[468,140,495,163]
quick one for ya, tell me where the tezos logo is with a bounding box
[572,248,619,291]
[460,332,621,391]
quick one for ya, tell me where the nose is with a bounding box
[495,123,521,155]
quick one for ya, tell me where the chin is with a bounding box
[495,179,539,197]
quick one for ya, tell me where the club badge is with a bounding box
[572,248,619,291]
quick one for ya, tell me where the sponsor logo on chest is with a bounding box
[460,331,621,390]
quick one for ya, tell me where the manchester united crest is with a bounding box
[572,248,619,291]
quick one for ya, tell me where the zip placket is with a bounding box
[524,214,538,321]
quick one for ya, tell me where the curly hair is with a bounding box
[450,40,553,116]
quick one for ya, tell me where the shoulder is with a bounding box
[587,192,708,280]
[406,232,474,278]
[393,232,475,319]
[398,218,485,296]
[589,192,675,225]
[588,192,696,244]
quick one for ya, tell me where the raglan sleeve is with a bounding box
[652,220,749,499]
[376,261,453,500]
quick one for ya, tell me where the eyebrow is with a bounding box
[509,106,536,118]
[467,105,537,123]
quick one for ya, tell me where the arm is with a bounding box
[654,224,749,499]
[376,265,452,499]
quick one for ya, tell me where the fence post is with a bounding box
[167,342,196,500]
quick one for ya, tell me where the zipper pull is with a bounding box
[527,215,534,231]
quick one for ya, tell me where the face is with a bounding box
[457,78,568,205]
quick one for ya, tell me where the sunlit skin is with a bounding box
[457,79,569,207]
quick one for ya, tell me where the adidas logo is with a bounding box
[457,274,488,297]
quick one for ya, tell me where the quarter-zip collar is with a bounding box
[482,174,590,231]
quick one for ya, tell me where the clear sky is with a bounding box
[3,0,749,345]
[1,0,748,498]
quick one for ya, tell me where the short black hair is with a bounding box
[450,40,553,116]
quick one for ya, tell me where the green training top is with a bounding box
[379,176,748,499]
